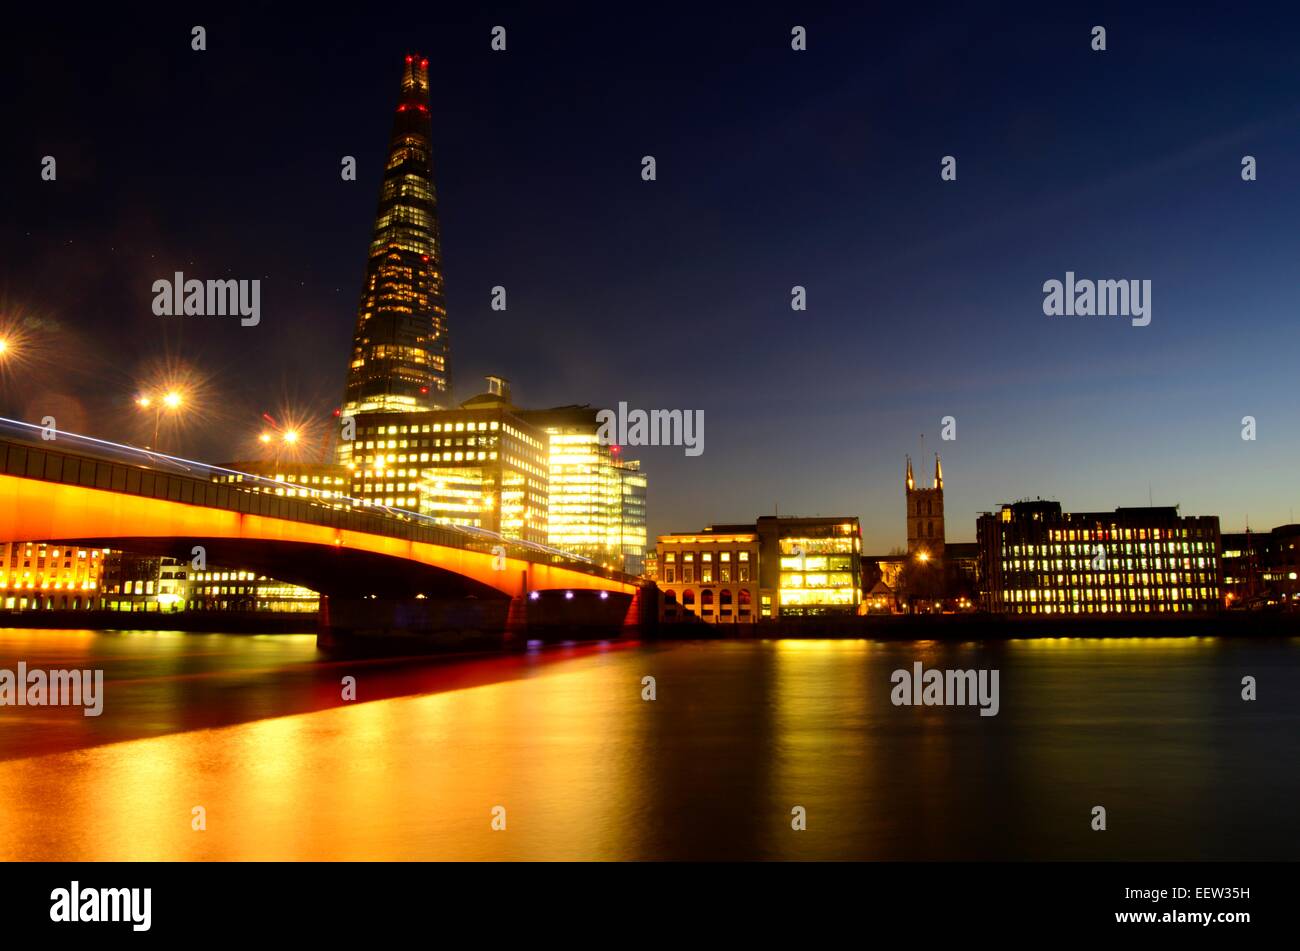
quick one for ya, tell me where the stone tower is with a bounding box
[905,454,945,559]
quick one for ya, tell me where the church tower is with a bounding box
[905,454,945,559]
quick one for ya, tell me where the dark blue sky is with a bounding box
[4,2,1299,547]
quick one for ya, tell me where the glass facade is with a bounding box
[341,54,451,423]
[345,410,549,545]
[761,518,863,617]
[516,407,648,574]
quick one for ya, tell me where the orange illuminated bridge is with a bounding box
[0,433,641,644]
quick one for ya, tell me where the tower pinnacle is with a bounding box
[340,54,452,424]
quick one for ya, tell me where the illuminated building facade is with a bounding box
[186,570,319,613]
[101,552,170,612]
[658,516,862,622]
[344,394,549,545]
[758,516,863,617]
[1222,524,1300,608]
[341,54,452,423]
[515,403,647,574]
[214,461,350,504]
[977,501,1221,614]
[657,526,759,623]
[906,454,945,560]
[0,542,103,610]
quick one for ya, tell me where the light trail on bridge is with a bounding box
[0,416,593,566]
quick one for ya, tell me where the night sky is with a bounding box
[4,3,1299,548]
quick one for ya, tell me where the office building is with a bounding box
[515,402,647,573]
[1222,524,1300,608]
[977,501,1221,614]
[0,542,104,611]
[185,570,319,613]
[215,460,351,504]
[658,515,862,622]
[343,383,550,544]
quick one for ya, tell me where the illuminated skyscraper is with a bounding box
[341,54,452,426]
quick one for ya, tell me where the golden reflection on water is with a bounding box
[0,660,642,860]
[0,634,1296,860]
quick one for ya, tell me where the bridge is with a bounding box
[0,423,646,651]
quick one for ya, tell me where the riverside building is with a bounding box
[976,501,1221,614]
[658,516,863,622]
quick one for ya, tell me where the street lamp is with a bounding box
[137,390,184,450]
[258,426,301,464]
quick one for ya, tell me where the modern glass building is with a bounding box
[977,501,1221,614]
[758,516,863,617]
[343,403,550,546]
[341,54,452,424]
[516,404,648,573]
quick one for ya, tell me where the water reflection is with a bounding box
[0,630,1297,860]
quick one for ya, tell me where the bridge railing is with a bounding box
[0,435,639,586]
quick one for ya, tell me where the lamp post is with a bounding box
[260,427,299,463]
[137,390,184,451]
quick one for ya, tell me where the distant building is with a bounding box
[944,541,980,609]
[186,569,318,613]
[658,516,862,622]
[515,398,647,574]
[102,552,171,612]
[340,54,452,419]
[657,525,758,623]
[1222,524,1300,608]
[906,454,945,560]
[214,460,350,503]
[977,501,1221,615]
[0,542,104,611]
[340,383,550,545]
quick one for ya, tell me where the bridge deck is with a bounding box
[0,435,639,593]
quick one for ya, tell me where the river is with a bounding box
[1,628,1297,860]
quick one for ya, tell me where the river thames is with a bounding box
[1,628,1297,861]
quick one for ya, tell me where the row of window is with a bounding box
[664,588,753,617]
